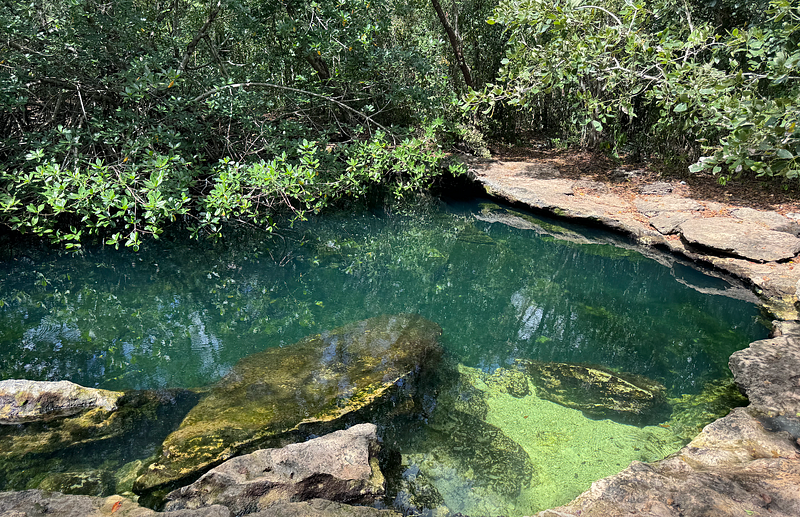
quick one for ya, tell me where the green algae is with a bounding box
[666,377,749,441]
[134,314,443,496]
[403,364,686,516]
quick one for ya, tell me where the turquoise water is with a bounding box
[0,197,768,513]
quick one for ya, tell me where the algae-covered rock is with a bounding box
[164,424,385,514]
[666,377,749,441]
[519,360,670,424]
[134,314,442,496]
[0,379,123,424]
[0,389,199,494]
[37,470,116,497]
[0,389,199,460]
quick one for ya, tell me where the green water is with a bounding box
[0,197,767,515]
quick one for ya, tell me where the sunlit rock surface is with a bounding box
[0,490,230,517]
[519,360,670,424]
[0,379,122,424]
[134,314,442,496]
[165,423,385,514]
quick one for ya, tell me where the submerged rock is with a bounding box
[519,360,670,423]
[134,314,442,496]
[164,423,385,514]
[0,379,123,424]
[0,389,200,494]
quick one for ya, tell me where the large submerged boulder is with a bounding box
[0,379,123,424]
[518,360,669,423]
[164,423,385,514]
[134,314,442,496]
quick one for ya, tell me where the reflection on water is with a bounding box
[0,197,767,515]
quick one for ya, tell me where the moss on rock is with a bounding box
[133,314,442,497]
[518,360,670,424]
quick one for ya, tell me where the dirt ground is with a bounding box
[489,143,800,216]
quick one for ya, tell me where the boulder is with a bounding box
[519,360,670,423]
[729,328,800,442]
[134,314,442,496]
[164,424,385,514]
[247,499,401,517]
[679,217,800,262]
[0,490,231,517]
[0,379,123,424]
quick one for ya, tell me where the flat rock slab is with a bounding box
[0,380,123,424]
[165,424,385,514]
[634,196,704,215]
[680,217,800,262]
[248,499,401,517]
[649,212,691,235]
[731,207,800,235]
[0,490,230,517]
[134,314,442,495]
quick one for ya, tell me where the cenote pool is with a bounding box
[0,197,768,516]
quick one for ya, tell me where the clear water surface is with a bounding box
[0,197,767,515]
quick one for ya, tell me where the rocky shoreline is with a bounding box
[467,158,800,517]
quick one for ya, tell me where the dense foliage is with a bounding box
[468,0,800,182]
[2,0,799,249]
[1,0,467,249]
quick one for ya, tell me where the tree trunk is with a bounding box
[430,0,474,89]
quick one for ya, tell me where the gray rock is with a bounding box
[164,424,385,514]
[249,499,401,517]
[680,217,800,262]
[649,212,691,235]
[634,197,703,216]
[0,380,123,424]
[639,182,674,196]
[0,490,231,517]
[731,207,800,236]
[729,333,800,419]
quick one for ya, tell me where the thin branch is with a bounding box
[193,82,397,143]
[575,5,622,26]
[178,0,222,76]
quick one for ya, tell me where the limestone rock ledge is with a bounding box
[536,326,800,517]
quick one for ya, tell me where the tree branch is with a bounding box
[430,0,474,89]
[193,82,397,143]
[178,0,222,76]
